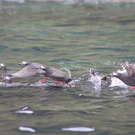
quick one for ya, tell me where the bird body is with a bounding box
[110,63,135,86]
[111,72,135,86]
[39,66,72,84]
[0,61,72,87]
[11,61,45,78]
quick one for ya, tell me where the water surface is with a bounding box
[0,0,135,134]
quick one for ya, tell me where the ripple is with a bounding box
[117,19,135,24]
[49,58,72,62]
[92,47,129,52]
[0,45,7,50]
[32,47,53,52]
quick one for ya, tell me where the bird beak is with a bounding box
[101,74,112,81]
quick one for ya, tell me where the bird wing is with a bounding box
[11,66,43,78]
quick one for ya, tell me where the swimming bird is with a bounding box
[109,62,135,89]
[4,76,29,86]
[11,61,46,78]
[0,63,17,78]
[37,65,72,87]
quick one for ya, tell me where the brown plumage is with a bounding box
[38,65,72,84]
[110,63,135,86]
[11,61,45,78]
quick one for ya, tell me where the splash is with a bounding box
[88,67,129,90]
[60,67,72,78]
[109,77,128,88]
[88,68,102,91]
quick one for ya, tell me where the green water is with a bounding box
[0,0,135,134]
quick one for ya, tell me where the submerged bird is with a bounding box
[4,76,29,86]
[37,65,72,87]
[0,63,17,78]
[109,63,135,89]
[10,61,45,78]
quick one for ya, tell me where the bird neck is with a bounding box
[44,66,53,75]
[1,66,6,76]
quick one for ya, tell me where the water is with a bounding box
[1,0,135,134]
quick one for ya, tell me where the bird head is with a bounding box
[39,65,46,70]
[0,63,6,67]
[18,61,31,66]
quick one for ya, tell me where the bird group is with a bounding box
[0,61,72,87]
[1,61,135,89]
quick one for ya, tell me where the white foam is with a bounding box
[18,126,36,132]
[61,127,95,132]
[15,106,34,114]
[88,69,102,91]
[109,77,128,88]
